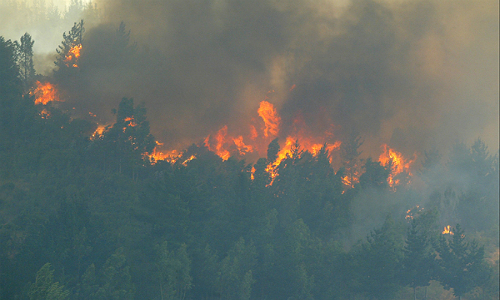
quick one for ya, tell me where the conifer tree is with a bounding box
[401,216,437,300]
[437,224,488,300]
[16,33,36,92]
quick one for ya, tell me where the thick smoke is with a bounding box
[4,0,499,157]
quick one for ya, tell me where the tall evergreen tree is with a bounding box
[437,224,488,300]
[401,216,437,300]
[16,33,36,92]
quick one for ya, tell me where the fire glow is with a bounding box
[147,99,415,188]
[379,144,415,188]
[64,44,82,68]
[442,225,454,235]
[150,99,343,182]
[31,81,62,105]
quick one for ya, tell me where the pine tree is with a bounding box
[401,216,437,300]
[28,263,70,300]
[437,224,488,300]
[55,20,84,72]
[16,33,36,92]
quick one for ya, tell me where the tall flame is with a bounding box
[31,81,63,105]
[258,100,281,137]
[204,125,231,161]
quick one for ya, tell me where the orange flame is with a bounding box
[204,125,231,161]
[265,136,297,184]
[146,143,185,164]
[31,81,63,105]
[124,117,138,127]
[91,124,107,140]
[405,205,424,220]
[258,100,281,137]
[233,136,253,156]
[64,44,82,67]
[378,144,415,188]
[442,225,454,235]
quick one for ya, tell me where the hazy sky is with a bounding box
[1,0,498,159]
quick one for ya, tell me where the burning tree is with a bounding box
[55,20,84,73]
[91,97,155,176]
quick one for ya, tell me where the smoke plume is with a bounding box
[4,0,500,157]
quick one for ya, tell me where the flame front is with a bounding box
[31,81,62,105]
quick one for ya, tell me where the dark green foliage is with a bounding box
[95,248,135,300]
[28,263,70,300]
[156,242,192,300]
[91,97,155,176]
[437,224,489,299]
[359,157,390,190]
[356,216,404,299]
[267,138,280,163]
[16,33,36,92]
[400,211,438,299]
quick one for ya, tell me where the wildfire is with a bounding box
[378,144,415,188]
[91,124,107,140]
[196,99,342,184]
[204,126,231,161]
[146,142,185,164]
[405,205,424,220]
[258,100,281,137]
[31,81,62,105]
[265,136,297,183]
[40,109,51,119]
[64,44,82,67]
[342,171,360,188]
[442,225,454,235]
[124,117,137,127]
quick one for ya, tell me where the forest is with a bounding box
[1,3,499,300]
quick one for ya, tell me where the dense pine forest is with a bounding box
[1,3,499,300]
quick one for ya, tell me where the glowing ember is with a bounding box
[31,81,63,105]
[258,100,281,137]
[91,124,107,140]
[146,144,184,164]
[442,225,454,235]
[124,117,137,127]
[342,174,359,188]
[64,44,82,67]
[40,109,51,119]
[405,205,424,220]
[182,155,197,166]
[378,144,415,188]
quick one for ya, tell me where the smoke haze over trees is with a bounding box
[1,0,498,156]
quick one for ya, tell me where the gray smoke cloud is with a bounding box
[3,0,499,158]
